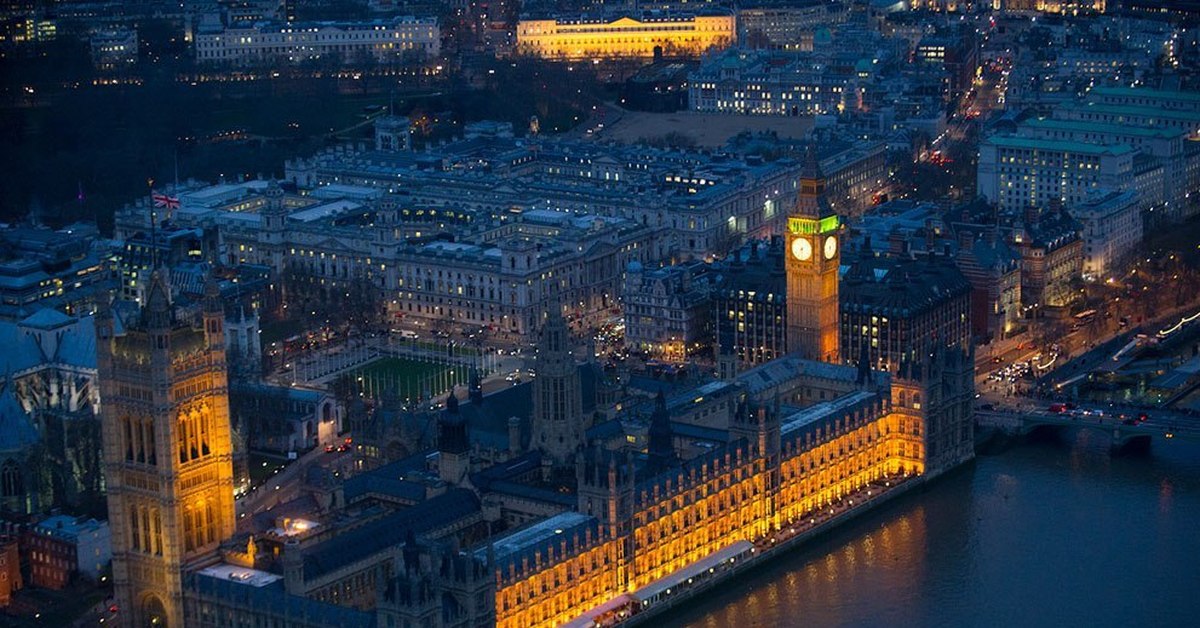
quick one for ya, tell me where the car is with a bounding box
[336,444,348,452]
[324,444,335,453]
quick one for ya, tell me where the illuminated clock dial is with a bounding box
[824,235,838,260]
[791,237,813,261]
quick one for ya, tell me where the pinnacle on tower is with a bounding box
[646,390,676,474]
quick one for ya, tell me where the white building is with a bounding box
[976,135,1134,214]
[194,16,439,66]
[1069,190,1142,281]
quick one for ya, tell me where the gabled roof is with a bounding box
[18,308,74,331]
[0,312,97,373]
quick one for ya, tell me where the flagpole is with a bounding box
[147,177,158,270]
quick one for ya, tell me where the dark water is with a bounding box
[669,431,1200,628]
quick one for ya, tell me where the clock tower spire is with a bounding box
[786,145,841,363]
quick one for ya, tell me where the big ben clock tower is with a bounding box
[786,146,841,363]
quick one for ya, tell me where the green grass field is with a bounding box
[349,357,469,402]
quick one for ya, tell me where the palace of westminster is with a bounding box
[97,157,975,627]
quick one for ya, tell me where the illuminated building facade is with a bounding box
[786,148,841,364]
[736,3,849,50]
[1003,0,1106,13]
[688,49,854,117]
[492,376,926,628]
[516,12,735,60]
[840,257,976,476]
[976,136,1135,215]
[98,272,237,628]
[1069,190,1141,281]
[194,16,440,66]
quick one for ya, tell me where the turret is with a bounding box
[438,391,470,485]
[645,391,676,474]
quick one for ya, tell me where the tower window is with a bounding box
[1,460,21,498]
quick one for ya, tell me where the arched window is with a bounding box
[0,460,20,498]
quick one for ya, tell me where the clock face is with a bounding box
[791,237,813,261]
[824,235,838,260]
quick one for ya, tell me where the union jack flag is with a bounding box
[152,192,180,210]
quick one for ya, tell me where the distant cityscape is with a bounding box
[2,1,1200,627]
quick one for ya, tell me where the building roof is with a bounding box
[185,572,374,628]
[1077,102,1200,123]
[1089,86,1200,104]
[301,488,479,581]
[0,311,97,373]
[780,390,877,440]
[736,355,886,395]
[841,257,971,318]
[984,135,1135,156]
[1023,117,1181,139]
[479,511,599,569]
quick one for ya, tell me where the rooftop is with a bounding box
[780,390,877,438]
[196,564,283,588]
[984,135,1135,156]
[1089,86,1200,104]
[1024,117,1181,139]
[481,511,597,566]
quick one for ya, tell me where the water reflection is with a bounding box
[671,435,1200,627]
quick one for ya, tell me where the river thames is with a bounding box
[670,431,1200,628]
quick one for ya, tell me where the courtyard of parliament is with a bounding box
[98,157,975,628]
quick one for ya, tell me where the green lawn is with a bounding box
[349,357,470,402]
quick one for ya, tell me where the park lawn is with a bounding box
[349,357,469,402]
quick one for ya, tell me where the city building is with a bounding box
[913,29,978,101]
[1069,190,1141,281]
[736,2,849,50]
[0,533,20,607]
[840,256,976,474]
[976,135,1135,215]
[623,260,713,361]
[0,224,112,321]
[89,27,138,70]
[786,148,841,364]
[27,515,112,589]
[283,129,805,259]
[516,11,735,60]
[688,48,857,117]
[1005,206,1084,311]
[97,272,237,627]
[117,180,666,339]
[194,16,440,66]
[840,256,972,374]
[713,239,788,373]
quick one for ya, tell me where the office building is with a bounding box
[195,16,439,65]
